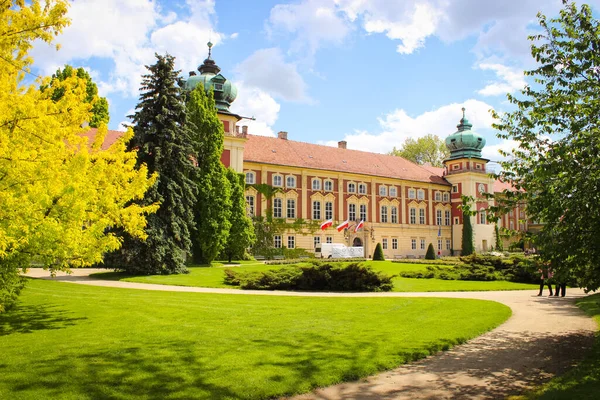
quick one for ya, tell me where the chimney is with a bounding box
[338,140,347,149]
[278,131,288,140]
[242,125,248,136]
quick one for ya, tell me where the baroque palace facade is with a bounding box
[98,45,527,259]
[178,45,528,259]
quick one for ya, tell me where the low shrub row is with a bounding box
[392,258,459,266]
[399,254,540,283]
[224,262,394,292]
[264,258,366,266]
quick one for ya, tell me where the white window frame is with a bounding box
[348,182,356,193]
[420,239,426,250]
[392,238,398,250]
[358,183,367,195]
[408,188,416,199]
[379,186,387,196]
[286,199,296,219]
[434,192,441,202]
[246,195,255,216]
[272,175,283,187]
[325,201,333,220]
[324,180,333,191]
[410,208,416,224]
[380,205,388,223]
[391,206,398,224]
[286,175,296,188]
[359,204,367,221]
[348,203,356,221]
[438,239,443,251]
[411,239,417,250]
[312,200,321,220]
[443,192,450,202]
[273,198,282,218]
[452,185,458,193]
[389,187,397,197]
[326,236,333,244]
[436,209,443,226]
[313,236,321,249]
[445,210,451,226]
[288,236,295,249]
[245,171,255,185]
[419,208,426,224]
[446,239,451,250]
[382,238,388,250]
[312,178,321,191]
[417,189,425,200]
[274,235,282,248]
[479,209,486,224]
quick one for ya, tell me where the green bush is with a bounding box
[373,243,385,261]
[425,243,436,260]
[398,254,540,283]
[392,258,458,266]
[224,263,394,292]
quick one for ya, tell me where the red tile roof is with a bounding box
[81,128,124,150]
[244,135,449,185]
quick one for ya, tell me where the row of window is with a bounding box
[244,172,450,201]
[273,235,335,249]
[247,194,452,225]
[406,238,452,251]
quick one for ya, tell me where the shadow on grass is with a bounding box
[0,304,87,336]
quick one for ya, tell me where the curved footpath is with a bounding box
[26,268,598,400]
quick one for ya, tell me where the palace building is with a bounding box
[99,44,527,259]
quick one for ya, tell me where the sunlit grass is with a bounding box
[0,279,511,399]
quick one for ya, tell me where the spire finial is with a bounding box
[207,41,213,59]
[462,107,466,119]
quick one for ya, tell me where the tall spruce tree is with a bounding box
[118,54,196,274]
[186,86,231,264]
[221,169,256,262]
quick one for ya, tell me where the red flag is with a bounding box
[336,220,349,232]
[320,219,333,230]
[354,220,364,232]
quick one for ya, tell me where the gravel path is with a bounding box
[25,268,598,399]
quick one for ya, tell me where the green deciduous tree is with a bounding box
[221,169,255,263]
[41,65,109,128]
[493,1,600,290]
[186,86,231,265]
[1,0,156,311]
[250,183,283,259]
[389,134,449,167]
[114,54,197,275]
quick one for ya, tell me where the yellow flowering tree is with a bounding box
[0,0,156,311]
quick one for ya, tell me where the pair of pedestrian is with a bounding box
[537,266,554,296]
[554,282,566,297]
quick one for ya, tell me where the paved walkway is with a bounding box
[26,268,598,400]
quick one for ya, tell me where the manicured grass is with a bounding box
[0,279,511,400]
[93,260,539,292]
[510,293,600,400]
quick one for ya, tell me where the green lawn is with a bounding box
[511,293,600,400]
[0,279,511,400]
[93,260,539,292]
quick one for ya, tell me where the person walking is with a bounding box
[537,267,553,296]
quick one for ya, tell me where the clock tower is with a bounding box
[443,108,496,254]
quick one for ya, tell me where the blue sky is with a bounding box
[31,0,600,169]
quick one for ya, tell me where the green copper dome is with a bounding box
[445,108,486,159]
[183,42,237,112]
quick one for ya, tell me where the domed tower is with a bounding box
[443,108,495,254]
[183,42,247,173]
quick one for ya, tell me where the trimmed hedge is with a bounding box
[224,262,394,292]
[264,258,366,266]
[373,243,385,261]
[392,259,459,266]
[398,253,540,283]
[425,243,436,260]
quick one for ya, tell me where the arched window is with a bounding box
[479,209,486,224]
[272,175,282,187]
[245,171,255,184]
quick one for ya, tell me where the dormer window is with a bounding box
[286,176,296,188]
[214,83,223,91]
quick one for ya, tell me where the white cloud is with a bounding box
[235,48,310,102]
[477,63,527,96]
[326,99,496,154]
[482,139,520,162]
[230,83,281,137]
[267,0,350,57]
[230,32,239,39]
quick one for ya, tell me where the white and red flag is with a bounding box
[354,220,364,232]
[320,219,333,230]
[336,220,349,232]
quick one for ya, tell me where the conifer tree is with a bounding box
[461,212,474,256]
[221,169,256,262]
[373,243,385,261]
[186,86,232,264]
[425,243,436,259]
[118,54,196,274]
